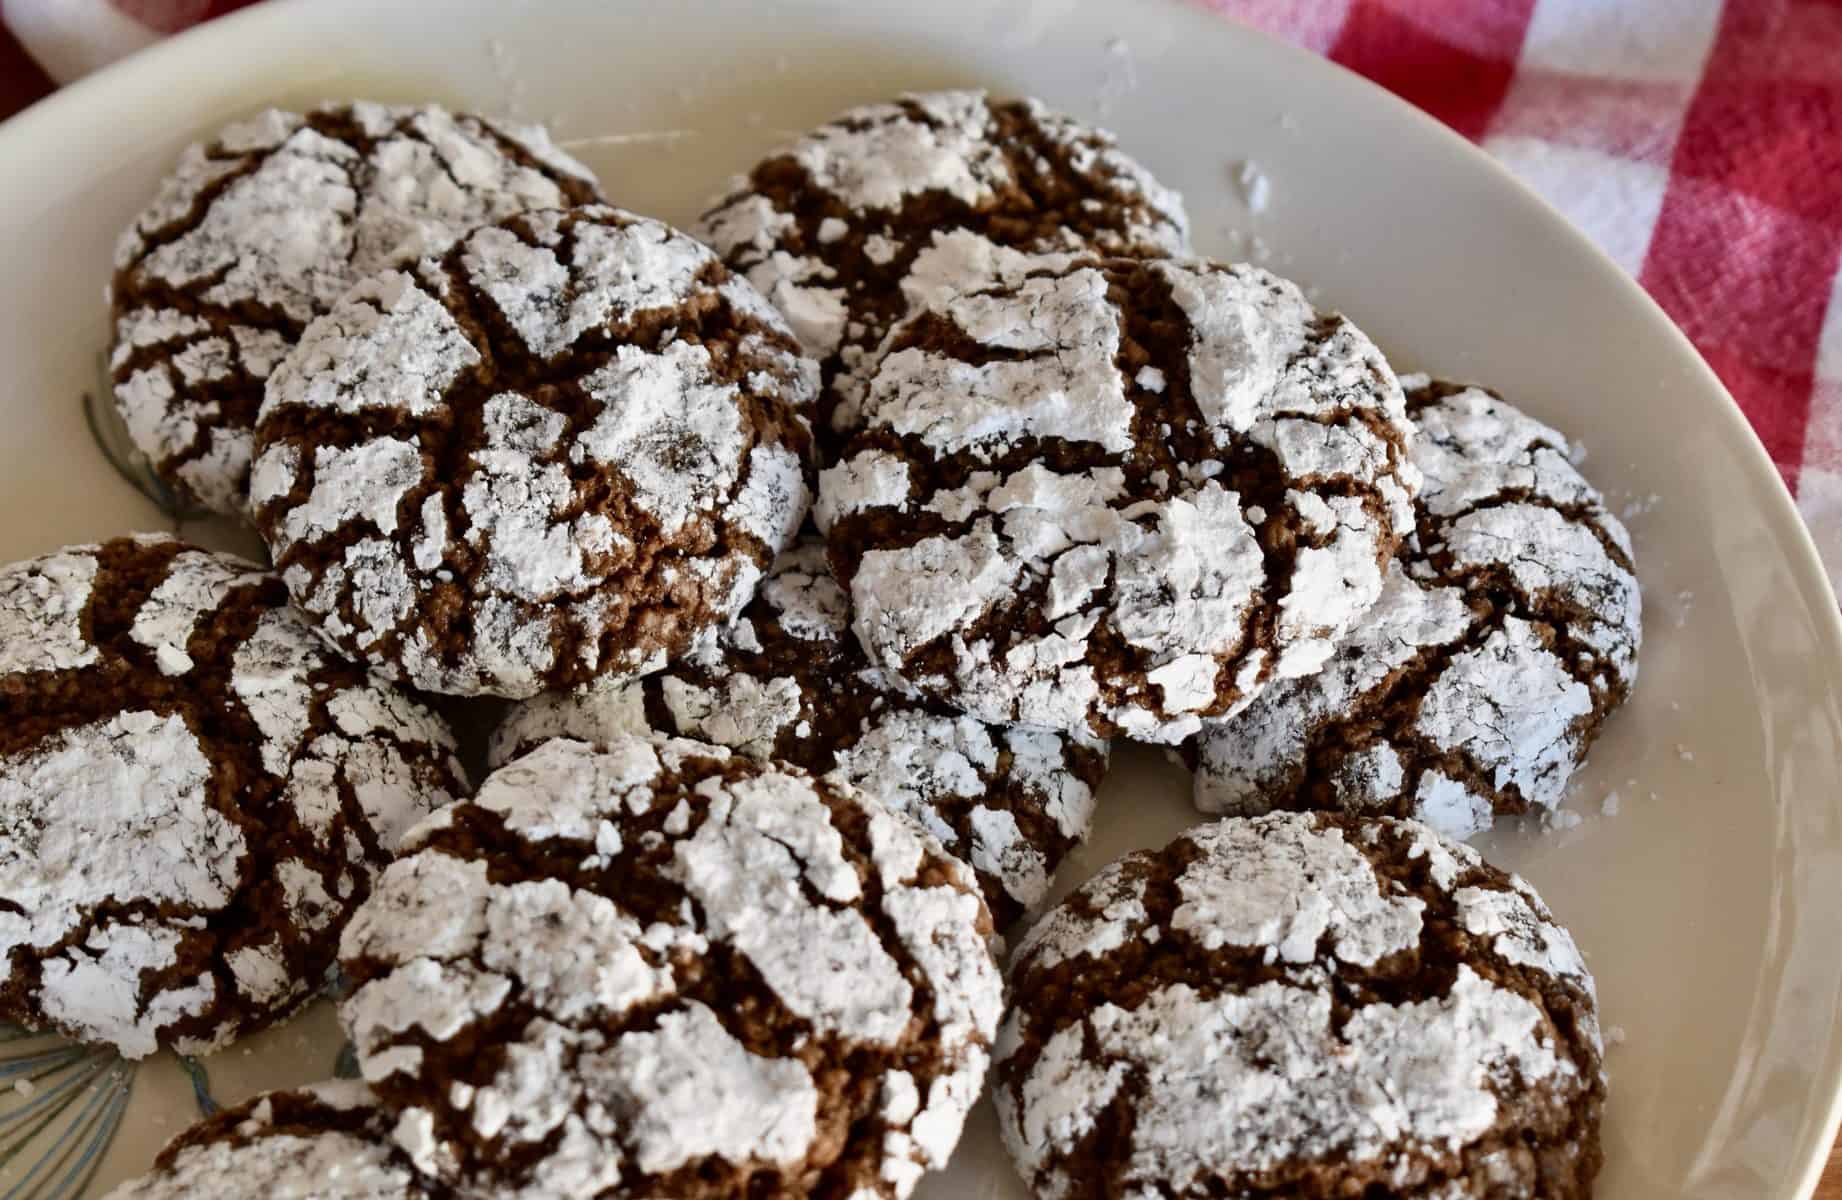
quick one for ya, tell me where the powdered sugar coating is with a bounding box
[697,91,1189,436]
[0,549,101,676]
[0,536,465,1058]
[102,1081,429,1199]
[339,736,1001,1198]
[1191,379,1641,835]
[490,537,1108,924]
[1170,817,1425,966]
[253,205,818,699]
[110,102,601,516]
[996,812,1605,1198]
[823,257,1416,744]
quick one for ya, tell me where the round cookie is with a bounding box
[491,535,1108,925]
[995,811,1605,1199]
[819,256,1418,744]
[1190,377,1641,837]
[110,101,602,516]
[697,90,1189,438]
[102,1080,433,1199]
[339,735,1002,1199]
[250,204,818,699]
[0,535,465,1058]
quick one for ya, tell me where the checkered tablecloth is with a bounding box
[1210,0,1842,596]
[6,0,1841,590]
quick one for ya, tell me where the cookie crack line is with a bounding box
[1423,488,1634,577]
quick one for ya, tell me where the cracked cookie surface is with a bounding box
[1190,378,1641,836]
[110,101,601,516]
[339,735,1002,1199]
[696,90,1189,442]
[491,535,1108,926]
[251,205,818,699]
[995,811,1605,1199]
[103,1080,435,1199]
[819,256,1417,744]
[0,535,465,1058]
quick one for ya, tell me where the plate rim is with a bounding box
[3,0,1841,1193]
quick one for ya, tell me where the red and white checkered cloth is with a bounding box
[6,0,1842,589]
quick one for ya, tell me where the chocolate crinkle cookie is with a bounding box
[0,535,465,1059]
[110,101,601,516]
[1190,377,1641,837]
[250,204,818,700]
[697,90,1189,437]
[339,735,1002,1199]
[102,1080,435,1199]
[818,255,1418,744]
[491,535,1108,925]
[996,811,1605,1199]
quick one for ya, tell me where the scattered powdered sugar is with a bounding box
[254,207,816,698]
[1444,503,1637,668]
[836,712,1053,907]
[464,219,693,359]
[1233,159,1272,213]
[732,444,812,549]
[814,451,912,530]
[339,737,999,1194]
[1191,380,1641,833]
[659,673,803,758]
[460,392,605,606]
[999,1017,1126,1195]
[761,541,852,639]
[827,257,1412,743]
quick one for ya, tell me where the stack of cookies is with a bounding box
[0,93,1637,1199]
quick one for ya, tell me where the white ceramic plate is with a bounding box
[1,0,1840,1195]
